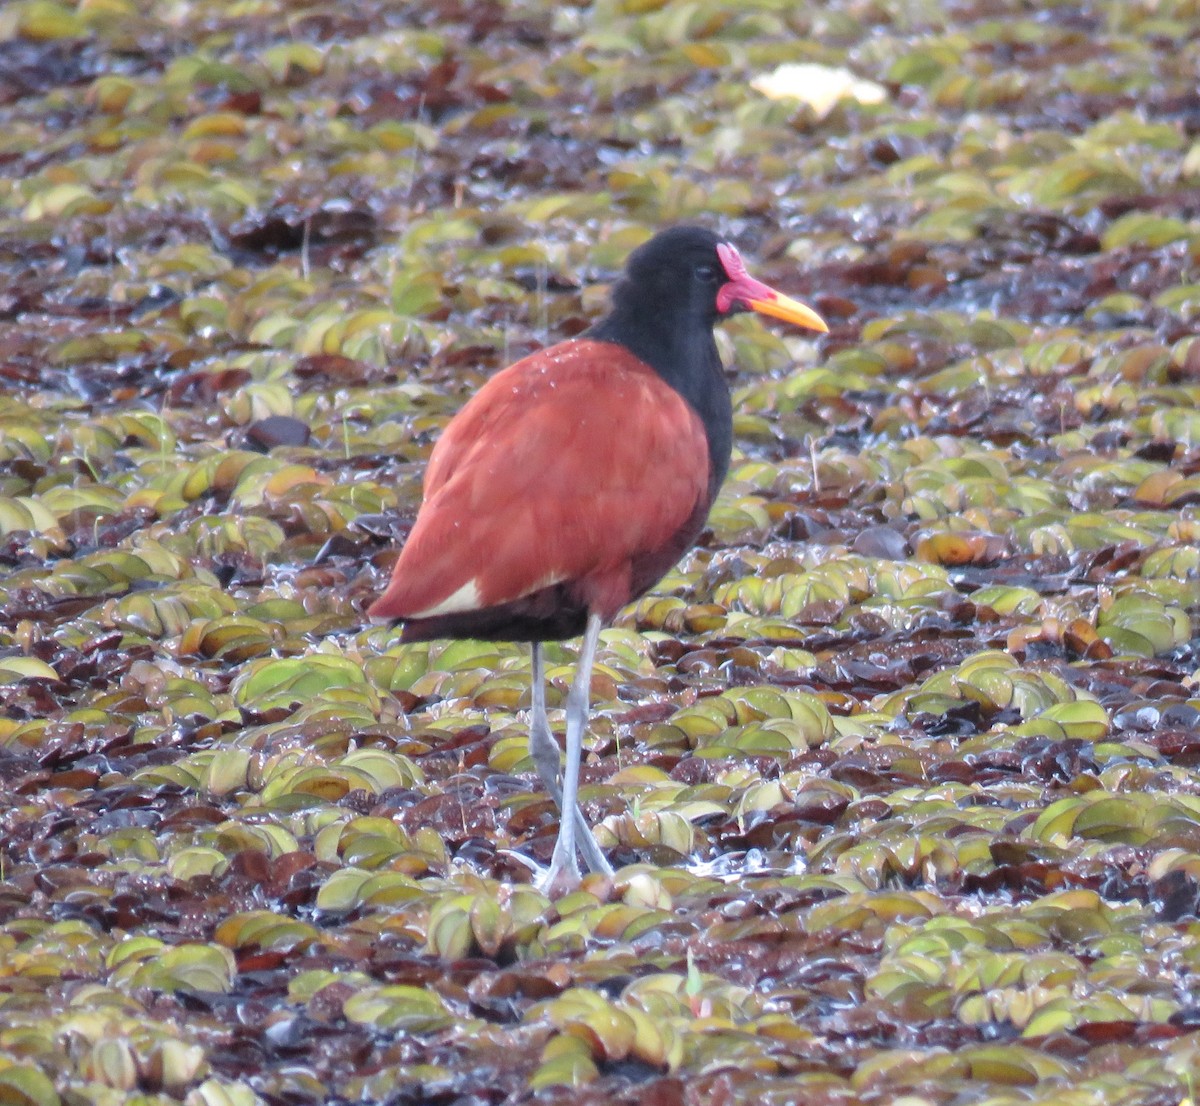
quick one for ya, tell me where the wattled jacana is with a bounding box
[369,226,828,889]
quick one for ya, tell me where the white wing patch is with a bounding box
[409,580,483,619]
[390,572,570,622]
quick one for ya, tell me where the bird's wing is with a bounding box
[369,339,710,622]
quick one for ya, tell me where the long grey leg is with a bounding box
[528,638,614,884]
[539,614,615,890]
[528,643,561,796]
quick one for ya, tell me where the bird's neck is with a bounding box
[585,306,733,498]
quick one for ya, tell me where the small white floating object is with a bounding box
[751,62,888,119]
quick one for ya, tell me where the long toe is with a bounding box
[575,810,614,876]
[537,840,582,895]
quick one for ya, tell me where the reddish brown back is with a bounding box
[368,339,711,629]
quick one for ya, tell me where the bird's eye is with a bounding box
[694,263,719,283]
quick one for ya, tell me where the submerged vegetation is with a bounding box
[0,0,1199,1103]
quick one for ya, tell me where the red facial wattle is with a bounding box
[715,242,828,332]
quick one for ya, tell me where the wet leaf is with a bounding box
[2,4,1200,1104]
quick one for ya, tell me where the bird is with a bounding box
[368,225,828,890]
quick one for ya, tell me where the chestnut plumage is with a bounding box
[369,225,827,889]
